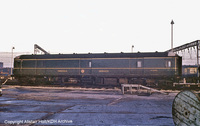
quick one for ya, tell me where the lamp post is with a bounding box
[171,20,174,51]
[131,45,134,53]
[11,47,15,75]
[197,41,199,83]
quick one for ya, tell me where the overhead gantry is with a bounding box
[167,40,200,80]
[34,44,50,55]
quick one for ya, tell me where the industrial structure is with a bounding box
[168,40,200,65]
[168,40,200,83]
[34,44,50,55]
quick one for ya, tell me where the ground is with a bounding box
[0,85,179,126]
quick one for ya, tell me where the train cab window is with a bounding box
[166,61,171,68]
[137,61,142,68]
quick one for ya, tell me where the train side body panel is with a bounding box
[13,52,182,85]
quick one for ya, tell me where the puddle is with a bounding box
[150,116,172,119]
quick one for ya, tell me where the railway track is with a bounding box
[2,78,200,91]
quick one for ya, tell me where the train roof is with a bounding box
[182,65,198,67]
[16,51,179,59]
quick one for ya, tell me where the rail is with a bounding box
[173,83,200,87]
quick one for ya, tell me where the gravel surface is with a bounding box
[0,85,179,126]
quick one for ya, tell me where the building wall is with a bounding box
[0,52,31,68]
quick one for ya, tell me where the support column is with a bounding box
[197,41,200,83]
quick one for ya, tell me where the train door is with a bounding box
[36,60,45,75]
[130,58,144,76]
[80,59,92,75]
[13,59,22,75]
[79,59,93,84]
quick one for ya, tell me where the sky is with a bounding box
[0,0,200,54]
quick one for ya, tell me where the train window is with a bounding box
[189,68,197,74]
[89,62,92,68]
[166,61,171,67]
[137,61,142,68]
[184,68,187,74]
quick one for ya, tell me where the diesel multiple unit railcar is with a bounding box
[13,52,182,86]
[182,65,199,83]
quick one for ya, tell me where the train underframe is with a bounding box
[15,75,178,88]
